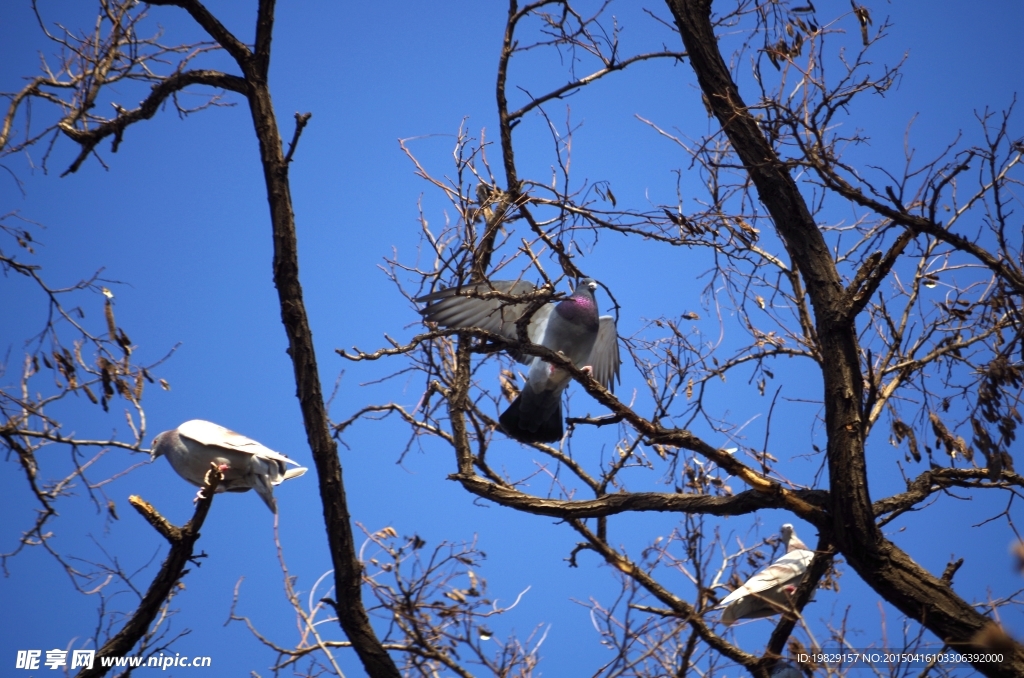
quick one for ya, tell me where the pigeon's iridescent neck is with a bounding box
[572,295,594,309]
[555,292,599,330]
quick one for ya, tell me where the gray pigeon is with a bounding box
[151,420,307,513]
[416,278,619,443]
[717,524,814,625]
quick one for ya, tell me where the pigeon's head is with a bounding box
[780,524,809,552]
[150,430,170,461]
[570,278,599,306]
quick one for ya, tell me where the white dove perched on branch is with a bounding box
[718,524,814,625]
[151,419,307,513]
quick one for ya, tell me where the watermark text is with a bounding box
[16,649,212,670]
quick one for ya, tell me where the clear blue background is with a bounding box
[2,1,1022,675]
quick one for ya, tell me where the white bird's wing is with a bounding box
[718,549,813,607]
[178,419,301,468]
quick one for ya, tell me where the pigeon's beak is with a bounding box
[149,434,163,461]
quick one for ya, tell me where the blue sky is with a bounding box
[2,1,1023,676]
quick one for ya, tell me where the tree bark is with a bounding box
[77,490,218,678]
[665,1,1024,675]
[235,3,400,676]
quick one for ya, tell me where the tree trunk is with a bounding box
[664,1,1024,675]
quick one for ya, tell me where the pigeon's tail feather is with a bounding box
[252,474,278,514]
[499,393,563,443]
[283,466,308,481]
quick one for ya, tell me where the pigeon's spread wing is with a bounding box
[417,280,552,346]
[177,419,299,467]
[589,316,620,391]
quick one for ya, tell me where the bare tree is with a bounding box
[341,1,1024,676]
[4,2,535,676]
[1,211,168,579]
[2,1,401,675]
[228,525,544,677]
[3,0,1022,677]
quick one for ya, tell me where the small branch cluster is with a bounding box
[230,525,544,678]
[1,0,238,176]
[1,214,175,581]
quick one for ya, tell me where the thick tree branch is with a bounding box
[226,1,398,674]
[812,160,1024,295]
[666,0,871,550]
[253,0,275,78]
[449,473,829,519]
[76,471,221,678]
[873,467,1024,522]
[59,69,247,176]
[146,0,252,65]
[384,323,828,522]
[665,2,1024,675]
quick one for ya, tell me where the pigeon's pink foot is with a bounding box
[582,365,593,375]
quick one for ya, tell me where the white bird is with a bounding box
[717,524,814,625]
[150,419,307,513]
